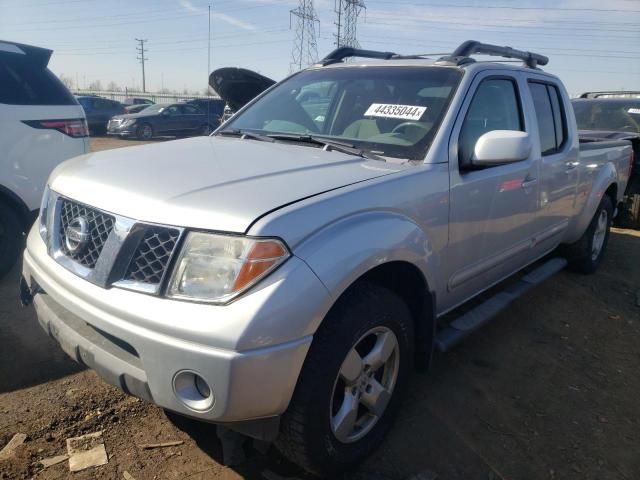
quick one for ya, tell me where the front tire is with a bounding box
[563,195,613,274]
[136,123,154,140]
[0,203,23,278]
[277,282,413,476]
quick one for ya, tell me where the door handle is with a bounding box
[521,178,538,189]
[565,162,579,173]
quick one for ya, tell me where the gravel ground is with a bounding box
[1,136,639,479]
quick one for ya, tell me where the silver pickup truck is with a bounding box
[21,41,633,475]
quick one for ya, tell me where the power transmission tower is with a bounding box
[135,38,148,92]
[290,0,320,73]
[334,0,366,48]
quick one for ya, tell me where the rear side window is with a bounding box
[183,105,201,114]
[77,97,92,109]
[529,81,567,155]
[459,77,523,166]
[0,53,76,106]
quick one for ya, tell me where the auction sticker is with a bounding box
[364,103,427,120]
[628,108,640,114]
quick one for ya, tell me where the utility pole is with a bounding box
[334,0,341,47]
[290,0,320,73]
[334,0,365,48]
[135,38,148,93]
[208,4,211,97]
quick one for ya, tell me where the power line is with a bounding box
[367,0,640,13]
[135,38,148,93]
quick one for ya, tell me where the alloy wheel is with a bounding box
[591,209,608,261]
[330,326,400,443]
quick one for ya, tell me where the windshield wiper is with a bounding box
[217,129,274,142]
[265,134,384,161]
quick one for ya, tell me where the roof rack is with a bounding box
[436,40,548,68]
[579,91,640,99]
[316,40,548,69]
[319,47,397,65]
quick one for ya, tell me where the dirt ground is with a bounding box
[1,136,639,479]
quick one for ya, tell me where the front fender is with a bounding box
[294,210,436,304]
[565,161,616,244]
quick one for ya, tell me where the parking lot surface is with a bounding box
[1,136,639,479]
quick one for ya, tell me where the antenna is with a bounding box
[290,0,320,72]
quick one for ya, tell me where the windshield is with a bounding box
[573,100,640,134]
[221,66,462,160]
[141,104,168,114]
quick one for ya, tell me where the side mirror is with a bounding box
[472,130,531,166]
[161,110,171,117]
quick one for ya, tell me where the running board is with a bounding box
[435,257,567,352]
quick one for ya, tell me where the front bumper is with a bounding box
[23,228,330,423]
[106,127,134,136]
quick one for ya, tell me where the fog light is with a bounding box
[173,370,215,411]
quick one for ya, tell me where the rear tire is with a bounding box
[276,282,413,476]
[563,195,613,274]
[0,203,24,278]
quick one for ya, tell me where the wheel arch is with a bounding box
[292,210,440,369]
[346,261,437,370]
[565,164,618,244]
[0,184,33,231]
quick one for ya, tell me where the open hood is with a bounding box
[209,67,276,111]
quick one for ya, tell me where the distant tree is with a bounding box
[88,80,103,91]
[59,74,74,90]
[107,81,122,92]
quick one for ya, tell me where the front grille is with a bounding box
[59,199,115,268]
[125,227,181,285]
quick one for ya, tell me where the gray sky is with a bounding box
[2,0,639,96]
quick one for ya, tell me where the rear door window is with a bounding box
[0,53,76,106]
[183,105,202,114]
[529,81,567,155]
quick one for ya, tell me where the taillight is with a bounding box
[629,150,635,178]
[22,118,89,138]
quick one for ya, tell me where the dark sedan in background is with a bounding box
[76,95,125,133]
[107,103,215,139]
[124,103,151,114]
[183,98,225,125]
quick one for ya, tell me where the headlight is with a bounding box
[167,232,289,303]
[39,185,50,241]
[122,119,136,127]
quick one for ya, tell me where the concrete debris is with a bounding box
[39,454,69,468]
[138,440,183,449]
[0,433,27,461]
[123,470,136,480]
[66,431,108,472]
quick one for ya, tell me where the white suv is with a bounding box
[0,40,88,277]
